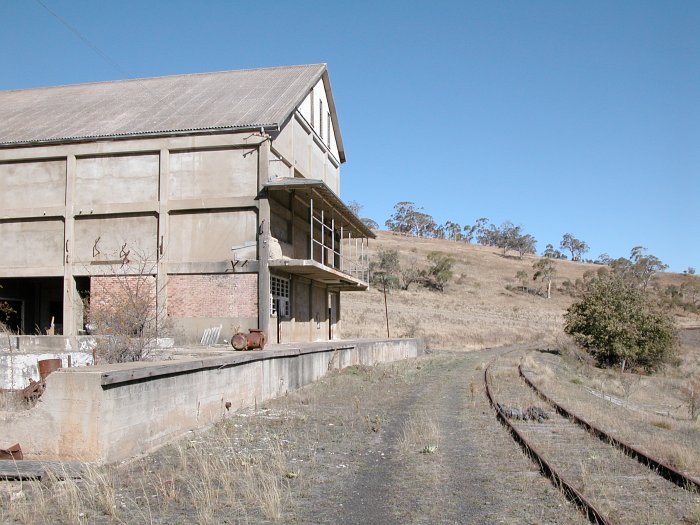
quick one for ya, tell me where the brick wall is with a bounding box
[90,275,157,313]
[167,273,258,318]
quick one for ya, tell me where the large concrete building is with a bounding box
[0,64,373,344]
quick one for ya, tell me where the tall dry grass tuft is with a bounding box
[6,464,121,524]
[399,411,440,455]
[153,419,292,522]
[184,451,220,525]
[82,463,119,519]
[5,481,49,525]
[46,474,84,524]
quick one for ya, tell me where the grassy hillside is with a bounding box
[341,231,700,351]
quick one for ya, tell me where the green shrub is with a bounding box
[369,248,401,289]
[564,274,677,373]
[422,251,454,291]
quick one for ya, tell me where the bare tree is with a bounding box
[87,250,171,363]
[347,200,362,217]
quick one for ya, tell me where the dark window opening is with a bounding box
[0,277,64,335]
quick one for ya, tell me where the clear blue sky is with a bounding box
[2,1,698,272]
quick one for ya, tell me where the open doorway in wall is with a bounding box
[75,276,91,334]
[0,277,63,334]
[329,292,339,340]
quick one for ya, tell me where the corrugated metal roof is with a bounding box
[0,64,327,146]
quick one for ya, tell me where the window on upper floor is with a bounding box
[327,111,331,145]
[310,93,315,129]
[319,99,324,140]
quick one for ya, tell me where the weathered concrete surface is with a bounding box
[0,338,423,463]
[0,335,97,389]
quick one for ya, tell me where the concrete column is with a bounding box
[257,138,271,336]
[62,155,76,335]
[157,149,169,324]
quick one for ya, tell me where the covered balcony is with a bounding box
[264,178,375,291]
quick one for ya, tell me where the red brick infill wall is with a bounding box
[90,275,157,315]
[166,273,258,318]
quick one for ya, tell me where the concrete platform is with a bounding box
[0,338,423,464]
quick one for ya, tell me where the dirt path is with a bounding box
[286,348,587,524]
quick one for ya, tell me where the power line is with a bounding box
[34,0,132,81]
[33,0,185,117]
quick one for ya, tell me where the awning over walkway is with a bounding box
[264,177,373,290]
[269,258,368,291]
[264,177,376,239]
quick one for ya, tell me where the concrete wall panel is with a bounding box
[325,161,340,195]
[0,159,66,210]
[270,211,290,243]
[0,219,64,269]
[168,148,258,200]
[292,221,310,259]
[75,154,159,206]
[293,120,310,175]
[310,145,325,184]
[73,215,158,263]
[168,210,256,263]
[271,120,293,164]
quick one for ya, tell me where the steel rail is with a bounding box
[483,363,615,525]
[519,365,700,493]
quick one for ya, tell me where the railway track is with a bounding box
[485,351,700,525]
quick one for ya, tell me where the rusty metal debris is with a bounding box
[38,358,62,380]
[0,443,23,460]
[497,404,550,422]
[231,328,267,351]
[20,379,45,402]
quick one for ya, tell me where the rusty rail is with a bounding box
[484,363,615,525]
[519,365,700,493]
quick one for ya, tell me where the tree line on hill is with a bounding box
[349,200,699,375]
[351,199,596,263]
[353,200,696,281]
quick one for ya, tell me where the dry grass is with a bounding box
[398,411,440,455]
[342,231,700,351]
[1,417,293,524]
[523,331,700,478]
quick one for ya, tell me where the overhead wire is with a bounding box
[33,0,186,117]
